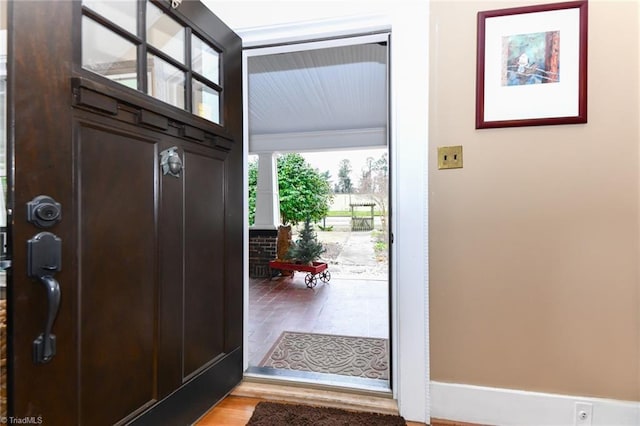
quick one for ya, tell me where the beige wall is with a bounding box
[429,0,639,401]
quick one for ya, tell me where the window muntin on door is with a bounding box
[81,0,224,125]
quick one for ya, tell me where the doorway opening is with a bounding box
[244,35,391,393]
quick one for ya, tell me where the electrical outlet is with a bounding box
[438,145,463,170]
[574,402,593,426]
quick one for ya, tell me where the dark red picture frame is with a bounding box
[476,1,588,129]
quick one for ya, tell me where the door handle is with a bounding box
[27,231,62,364]
[32,276,60,363]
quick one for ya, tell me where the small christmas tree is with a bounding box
[287,218,325,265]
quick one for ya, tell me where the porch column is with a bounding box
[253,152,280,229]
[249,153,280,278]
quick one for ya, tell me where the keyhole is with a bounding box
[443,155,448,161]
[36,204,59,221]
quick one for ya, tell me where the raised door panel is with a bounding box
[183,150,225,378]
[77,124,158,425]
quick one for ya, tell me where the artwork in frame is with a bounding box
[476,1,588,129]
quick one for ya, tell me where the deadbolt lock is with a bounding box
[27,195,62,228]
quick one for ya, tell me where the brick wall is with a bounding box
[249,229,277,278]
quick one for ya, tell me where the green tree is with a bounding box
[248,159,258,225]
[374,152,388,179]
[278,153,333,225]
[287,218,325,264]
[336,159,353,194]
[248,154,333,226]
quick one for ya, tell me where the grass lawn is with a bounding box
[326,210,385,217]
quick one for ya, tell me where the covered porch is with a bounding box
[247,227,390,387]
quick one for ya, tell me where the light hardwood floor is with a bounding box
[196,395,426,425]
[196,395,479,426]
[196,396,261,425]
[229,380,398,415]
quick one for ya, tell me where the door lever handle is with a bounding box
[27,231,62,364]
[33,275,60,363]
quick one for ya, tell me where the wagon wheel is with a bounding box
[304,273,317,288]
[320,270,331,283]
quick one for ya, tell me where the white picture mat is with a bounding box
[483,7,581,122]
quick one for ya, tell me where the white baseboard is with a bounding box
[430,381,640,426]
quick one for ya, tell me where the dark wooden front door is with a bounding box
[8,1,243,424]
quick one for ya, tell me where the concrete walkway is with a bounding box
[316,230,388,280]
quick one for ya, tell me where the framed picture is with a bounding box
[476,1,588,129]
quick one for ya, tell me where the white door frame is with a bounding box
[240,13,429,423]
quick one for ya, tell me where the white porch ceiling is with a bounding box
[247,43,388,153]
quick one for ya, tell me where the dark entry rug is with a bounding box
[246,401,407,426]
[259,331,388,380]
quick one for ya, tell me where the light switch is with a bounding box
[438,146,463,170]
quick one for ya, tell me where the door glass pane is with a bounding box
[148,54,185,109]
[193,79,219,123]
[192,35,219,84]
[82,16,138,89]
[146,1,184,65]
[82,0,137,35]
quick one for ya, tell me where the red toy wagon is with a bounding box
[268,260,331,288]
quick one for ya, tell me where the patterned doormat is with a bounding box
[259,331,388,380]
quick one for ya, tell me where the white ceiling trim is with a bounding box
[238,14,391,48]
[243,32,389,56]
[250,127,386,153]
